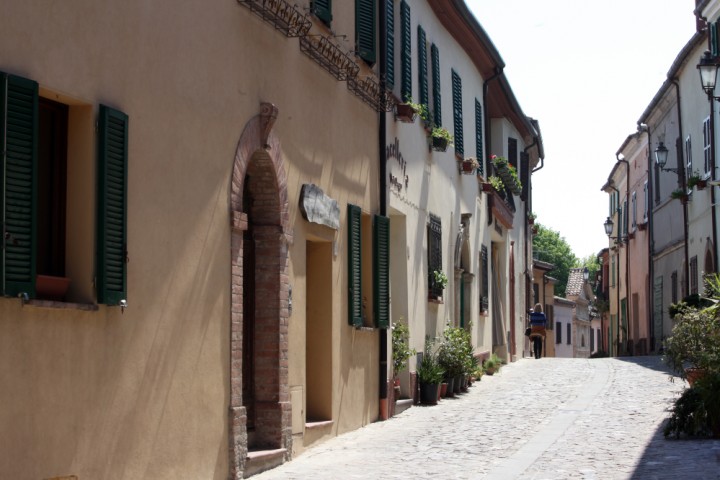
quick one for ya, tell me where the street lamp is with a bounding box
[654,142,673,172]
[604,216,621,244]
[698,50,719,96]
[583,267,589,282]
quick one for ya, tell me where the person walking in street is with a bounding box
[529,303,547,359]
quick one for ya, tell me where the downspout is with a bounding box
[616,153,630,355]
[699,11,720,277]
[523,138,538,324]
[607,182,622,357]
[378,0,388,418]
[638,123,655,351]
[671,79,691,298]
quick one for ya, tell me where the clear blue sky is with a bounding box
[467,0,697,260]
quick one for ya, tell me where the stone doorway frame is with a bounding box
[228,103,292,479]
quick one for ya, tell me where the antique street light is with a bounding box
[654,142,673,172]
[698,50,719,95]
[583,267,589,282]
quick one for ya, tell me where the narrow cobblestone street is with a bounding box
[253,357,720,480]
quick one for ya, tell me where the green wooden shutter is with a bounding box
[400,1,411,102]
[97,105,128,305]
[418,26,428,109]
[347,204,362,327]
[431,43,441,127]
[373,214,389,329]
[451,70,463,157]
[356,0,376,64]
[1,73,39,298]
[385,0,394,89]
[475,99,483,176]
[312,0,332,26]
[713,21,719,57]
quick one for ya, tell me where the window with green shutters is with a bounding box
[356,0,376,65]
[508,137,517,168]
[96,105,129,305]
[385,0,394,89]
[431,43,441,127]
[475,99,483,176]
[1,73,39,298]
[347,204,363,327]
[373,214,389,329]
[451,70,463,157]
[312,0,332,26]
[0,71,128,305]
[400,1,411,102]
[347,204,390,328]
[417,26,428,110]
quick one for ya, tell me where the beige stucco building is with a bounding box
[384,1,543,406]
[0,1,393,478]
[0,1,544,478]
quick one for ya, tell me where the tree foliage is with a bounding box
[532,223,578,296]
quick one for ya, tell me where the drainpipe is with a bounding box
[607,182,622,357]
[378,0,388,417]
[523,138,538,322]
[637,123,655,350]
[616,153,630,355]
[670,79,691,299]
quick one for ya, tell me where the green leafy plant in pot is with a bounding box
[417,337,444,405]
[483,353,502,376]
[391,319,416,398]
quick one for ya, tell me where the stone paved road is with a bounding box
[253,357,720,480]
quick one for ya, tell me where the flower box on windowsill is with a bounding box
[36,275,71,302]
[460,158,480,175]
[394,103,418,123]
[430,136,449,152]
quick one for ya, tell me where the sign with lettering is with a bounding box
[299,184,340,229]
[386,137,409,192]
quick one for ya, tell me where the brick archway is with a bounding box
[229,103,292,479]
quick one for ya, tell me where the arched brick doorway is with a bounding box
[229,103,292,479]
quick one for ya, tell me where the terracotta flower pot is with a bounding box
[394,103,417,123]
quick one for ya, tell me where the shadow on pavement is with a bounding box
[630,416,720,479]
[613,355,720,479]
[612,354,679,378]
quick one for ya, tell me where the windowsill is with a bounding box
[428,297,444,304]
[355,326,376,332]
[25,299,99,311]
[305,420,333,430]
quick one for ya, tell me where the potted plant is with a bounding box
[664,371,720,438]
[429,126,454,152]
[432,270,448,290]
[671,188,689,203]
[527,212,536,225]
[391,319,416,398]
[395,99,427,124]
[417,337,444,405]
[663,277,720,384]
[438,326,470,395]
[687,170,708,190]
[483,352,502,376]
[484,175,505,194]
[460,157,480,175]
[491,155,522,195]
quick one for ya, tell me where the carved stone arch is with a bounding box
[705,237,716,277]
[228,103,292,480]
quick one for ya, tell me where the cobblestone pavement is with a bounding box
[253,357,720,480]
